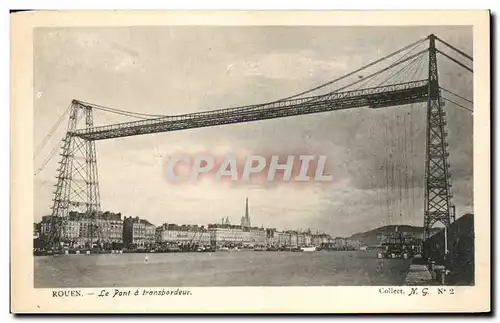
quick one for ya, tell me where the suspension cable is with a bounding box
[436,49,473,73]
[35,142,61,176]
[394,55,423,85]
[440,87,473,104]
[408,54,426,82]
[441,97,473,113]
[413,52,427,81]
[34,104,71,159]
[377,52,425,88]
[77,100,168,119]
[435,36,473,61]
[304,49,428,105]
[354,39,425,90]
[197,37,430,116]
[83,104,154,120]
[72,37,429,119]
[269,36,429,102]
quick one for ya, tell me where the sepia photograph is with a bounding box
[11,10,490,313]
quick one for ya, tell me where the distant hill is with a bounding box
[349,225,442,246]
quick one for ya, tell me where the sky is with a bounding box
[33,26,473,237]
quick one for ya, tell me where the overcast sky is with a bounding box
[33,26,473,237]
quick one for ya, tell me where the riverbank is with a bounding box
[33,245,361,256]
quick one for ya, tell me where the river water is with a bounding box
[34,250,411,288]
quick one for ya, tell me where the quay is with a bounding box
[404,255,435,285]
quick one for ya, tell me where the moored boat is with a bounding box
[300,246,317,252]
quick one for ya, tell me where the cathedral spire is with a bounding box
[245,197,249,220]
[243,197,251,228]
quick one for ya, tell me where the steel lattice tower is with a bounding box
[48,100,101,247]
[423,34,455,239]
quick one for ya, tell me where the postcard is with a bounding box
[10,10,490,313]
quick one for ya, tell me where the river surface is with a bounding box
[34,250,412,288]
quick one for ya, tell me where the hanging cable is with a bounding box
[389,113,395,226]
[399,56,425,227]
[396,55,424,86]
[376,41,426,87]
[397,114,403,226]
[409,106,415,225]
[342,50,427,91]
[376,52,425,88]
[353,40,425,90]
[407,54,426,83]
[404,110,410,226]
[406,52,423,226]
[412,52,427,82]
[355,52,410,89]
[384,120,390,226]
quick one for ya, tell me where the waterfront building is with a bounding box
[39,215,52,237]
[266,228,277,246]
[33,223,40,239]
[38,211,124,248]
[305,232,312,246]
[208,198,267,247]
[123,216,155,249]
[311,234,319,246]
[208,224,244,247]
[345,238,361,249]
[276,231,291,246]
[207,223,266,247]
[246,227,266,245]
[77,216,96,247]
[96,212,123,244]
[75,211,123,247]
[312,233,331,246]
[334,237,346,248]
[64,217,80,241]
[286,230,299,246]
[297,232,306,246]
[332,237,361,250]
[156,223,211,245]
